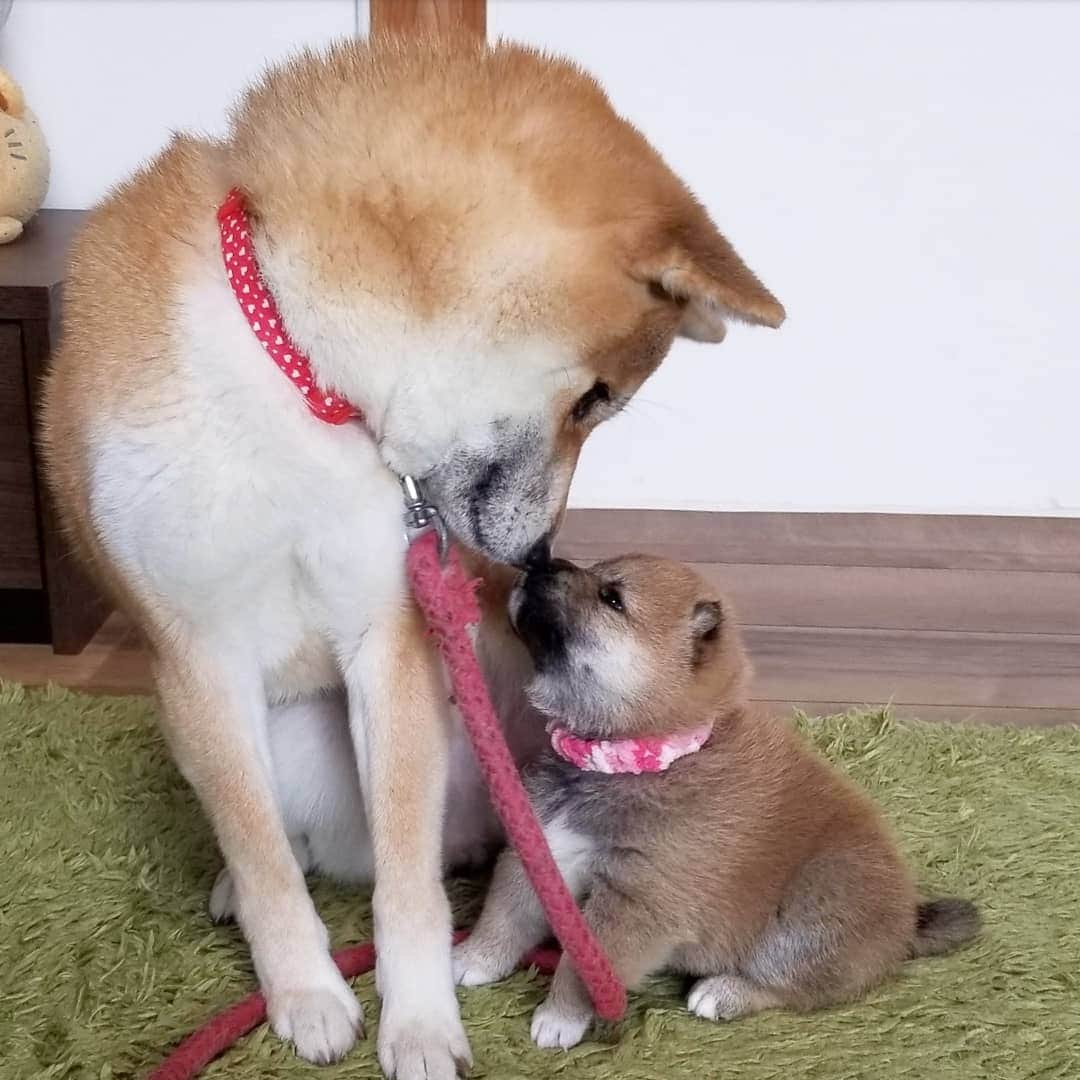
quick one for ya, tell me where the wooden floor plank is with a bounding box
[744,625,1080,710]
[693,563,1080,635]
[4,616,1079,719]
[0,613,150,695]
[561,509,1080,572]
[759,700,1080,728]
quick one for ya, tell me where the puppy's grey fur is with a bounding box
[454,556,979,1049]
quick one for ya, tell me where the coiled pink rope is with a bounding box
[148,934,562,1080]
[147,530,624,1078]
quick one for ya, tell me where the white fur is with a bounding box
[528,633,650,727]
[581,633,649,703]
[541,813,597,884]
[687,974,765,1021]
[257,218,583,478]
[256,230,590,561]
[530,998,591,1051]
[85,222,575,1074]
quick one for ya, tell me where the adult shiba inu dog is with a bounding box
[42,38,783,1079]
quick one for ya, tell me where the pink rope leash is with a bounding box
[406,531,626,1022]
[148,934,562,1080]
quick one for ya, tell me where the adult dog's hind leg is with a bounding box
[209,692,371,919]
[155,640,362,1064]
[209,832,315,924]
[346,604,470,1080]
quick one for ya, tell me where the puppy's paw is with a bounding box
[530,998,590,1050]
[378,1010,472,1080]
[687,973,760,1022]
[267,969,364,1064]
[451,938,514,987]
[208,867,236,923]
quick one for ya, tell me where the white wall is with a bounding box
[491,0,1080,517]
[3,1,1077,516]
[0,0,360,208]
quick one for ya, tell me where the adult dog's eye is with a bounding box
[598,584,624,612]
[572,380,611,422]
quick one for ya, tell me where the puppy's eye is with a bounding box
[598,584,624,612]
[572,380,611,422]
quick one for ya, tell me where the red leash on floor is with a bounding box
[148,934,563,1080]
[147,530,625,1079]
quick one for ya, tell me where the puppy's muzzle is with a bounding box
[509,558,576,668]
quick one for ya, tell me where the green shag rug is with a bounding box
[1,685,1078,1080]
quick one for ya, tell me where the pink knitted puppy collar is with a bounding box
[549,721,714,774]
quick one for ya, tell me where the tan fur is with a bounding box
[39,37,786,1071]
[544,556,752,735]
[42,36,783,681]
[151,631,353,1043]
[365,602,452,906]
[225,39,782,337]
[459,558,978,1044]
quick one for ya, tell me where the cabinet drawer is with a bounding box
[0,321,42,589]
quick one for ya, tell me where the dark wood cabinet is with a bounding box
[0,209,108,653]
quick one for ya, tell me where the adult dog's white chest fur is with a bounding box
[89,257,408,686]
[87,250,521,881]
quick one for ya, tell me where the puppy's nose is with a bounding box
[523,557,575,595]
[524,535,553,569]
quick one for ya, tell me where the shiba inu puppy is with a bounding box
[41,38,784,1077]
[454,556,978,1049]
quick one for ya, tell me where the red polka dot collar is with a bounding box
[217,190,362,426]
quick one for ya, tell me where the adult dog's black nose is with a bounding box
[524,535,553,569]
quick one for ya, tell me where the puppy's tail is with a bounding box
[910,897,980,958]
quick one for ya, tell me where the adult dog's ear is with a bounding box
[638,209,785,342]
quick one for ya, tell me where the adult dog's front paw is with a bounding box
[377,1008,472,1080]
[266,966,364,1064]
[451,937,515,987]
[530,997,591,1050]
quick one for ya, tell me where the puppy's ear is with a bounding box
[638,210,785,342]
[690,600,723,667]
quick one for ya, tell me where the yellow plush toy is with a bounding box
[0,68,49,244]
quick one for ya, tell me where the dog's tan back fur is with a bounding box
[43,138,219,627]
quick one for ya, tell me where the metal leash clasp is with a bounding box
[401,474,450,560]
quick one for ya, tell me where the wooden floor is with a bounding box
[2,616,1077,727]
[2,510,1078,726]
[0,613,149,695]
[572,510,1080,727]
